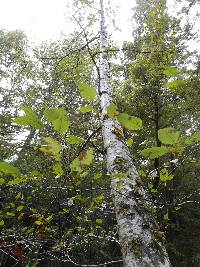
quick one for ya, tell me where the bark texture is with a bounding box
[99,0,171,266]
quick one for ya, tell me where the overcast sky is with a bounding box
[0,0,136,44]
[0,0,199,51]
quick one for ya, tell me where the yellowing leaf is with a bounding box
[140,146,169,159]
[44,108,70,133]
[40,137,62,161]
[70,148,94,172]
[14,105,43,129]
[117,113,142,130]
[158,128,180,144]
[78,82,96,100]
[81,148,94,165]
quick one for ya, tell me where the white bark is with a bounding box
[99,0,171,266]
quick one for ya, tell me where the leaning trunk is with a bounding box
[99,0,171,266]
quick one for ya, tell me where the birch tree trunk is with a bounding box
[99,0,171,266]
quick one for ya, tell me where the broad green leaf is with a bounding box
[44,108,70,133]
[158,128,180,144]
[0,162,20,176]
[40,137,62,161]
[14,105,43,129]
[107,103,119,119]
[160,168,174,182]
[127,138,134,147]
[117,113,142,130]
[185,131,200,144]
[67,135,84,145]
[140,146,169,159]
[52,163,64,176]
[0,178,5,185]
[78,82,96,100]
[80,105,93,113]
[163,66,178,77]
[0,220,4,226]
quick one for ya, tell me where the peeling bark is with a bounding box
[99,0,171,266]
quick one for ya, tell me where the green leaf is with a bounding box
[107,103,119,119]
[96,218,103,225]
[140,146,169,159]
[158,128,180,144]
[45,215,53,222]
[14,105,43,129]
[127,138,134,147]
[185,131,200,144]
[160,168,174,182]
[52,163,64,176]
[117,113,142,130]
[0,178,6,185]
[70,158,82,172]
[163,66,178,77]
[0,162,20,176]
[35,220,43,226]
[67,135,84,145]
[16,205,24,212]
[6,212,15,217]
[0,220,5,226]
[39,137,62,161]
[73,195,85,204]
[168,80,186,90]
[8,176,27,185]
[163,212,169,221]
[78,82,96,100]
[80,105,93,113]
[44,108,70,133]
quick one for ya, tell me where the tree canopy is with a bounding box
[0,0,200,266]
